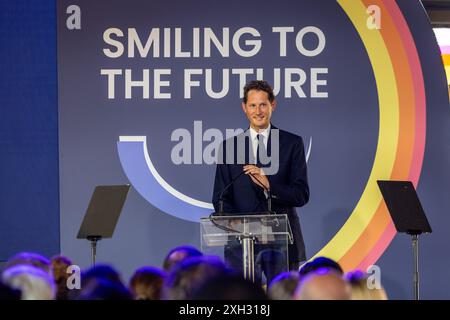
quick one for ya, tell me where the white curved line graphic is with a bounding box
[306,136,312,162]
[120,136,214,209]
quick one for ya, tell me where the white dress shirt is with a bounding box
[248,124,271,197]
[248,124,271,164]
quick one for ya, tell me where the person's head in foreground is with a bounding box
[75,264,132,300]
[268,271,300,300]
[1,264,55,300]
[163,255,231,300]
[5,252,51,274]
[163,245,203,272]
[294,268,351,300]
[50,255,73,300]
[345,270,388,300]
[299,256,344,279]
[129,266,166,300]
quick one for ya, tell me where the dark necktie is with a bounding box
[256,134,267,167]
[254,134,268,203]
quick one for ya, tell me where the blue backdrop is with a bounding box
[0,1,59,260]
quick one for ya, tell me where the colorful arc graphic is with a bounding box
[313,0,426,271]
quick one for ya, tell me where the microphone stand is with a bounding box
[217,170,246,215]
[248,172,275,214]
[210,170,247,234]
[210,168,279,238]
[249,172,280,227]
[209,211,240,233]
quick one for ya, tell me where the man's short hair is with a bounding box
[243,80,275,104]
[299,257,344,278]
[163,256,230,300]
[163,245,203,272]
[129,266,166,300]
[2,264,56,300]
[6,252,51,274]
[268,271,301,300]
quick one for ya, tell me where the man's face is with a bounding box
[242,89,276,131]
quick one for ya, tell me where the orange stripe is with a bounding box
[338,0,416,270]
[339,201,392,271]
[357,221,396,271]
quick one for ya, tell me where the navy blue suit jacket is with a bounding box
[212,125,309,262]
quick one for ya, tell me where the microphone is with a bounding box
[249,172,275,214]
[217,170,247,214]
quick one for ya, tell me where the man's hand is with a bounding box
[243,165,270,190]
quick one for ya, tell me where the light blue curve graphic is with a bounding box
[306,136,312,162]
[117,136,214,222]
[117,135,312,223]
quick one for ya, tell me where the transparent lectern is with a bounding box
[200,213,293,283]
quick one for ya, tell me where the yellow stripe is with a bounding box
[312,0,400,261]
[442,54,450,66]
[445,66,450,85]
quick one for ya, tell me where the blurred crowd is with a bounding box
[0,247,387,300]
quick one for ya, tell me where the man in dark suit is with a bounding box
[212,80,309,275]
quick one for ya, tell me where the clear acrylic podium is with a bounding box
[200,213,293,282]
